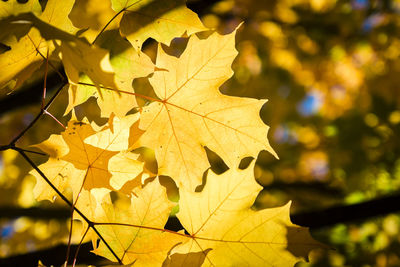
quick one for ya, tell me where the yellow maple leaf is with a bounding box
[69,0,122,43]
[136,28,277,190]
[0,0,41,19]
[0,0,78,90]
[65,32,154,117]
[31,117,144,201]
[61,39,117,104]
[172,162,323,266]
[0,0,41,43]
[0,28,46,90]
[39,0,77,34]
[61,120,120,190]
[162,250,211,267]
[112,0,207,50]
[91,178,187,265]
[85,113,140,152]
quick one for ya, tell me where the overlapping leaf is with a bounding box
[136,28,277,190]
[0,0,77,90]
[62,40,119,117]
[113,0,207,50]
[31,116,144,201]
[0,0,42,41]
[65,33,155,117]
[69,0,121,43]
[171,163,323,266]
[90,178,187,266]
[0,28,46,90]
[2,1,327,265]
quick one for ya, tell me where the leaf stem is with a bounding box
[91,0,142,45]
[93,222,190,238]
[41,49,49,110]
[91,8,125,45]
[72,225,90,267]
[10,81,66,145]
[77,82,161,103]
[44,109,66,129]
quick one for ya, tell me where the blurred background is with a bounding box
[1,0,400,266]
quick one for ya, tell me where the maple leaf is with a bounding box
[39,0,77,34]
[162,250,211,267]
[69,0,122,43]
[85,113,140,152]
[31,117,144,201]
[1,1,328,264]
[0,28,46,90]
[0,0,41,19]
[90,178,187,265]
[65,32,155,117]
[112,0,207,50]
[171,162,323,266]
[61,40,118,113]
[60,120,120,190]
[136,28,277,190]
[0,0,78,90]
[0,0,41,42]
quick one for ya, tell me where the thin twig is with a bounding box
[77,82,160,103]
[64,206,75,267]
[72,225,90,267]
[91,8,125,45]
[12,146,47,156]
[9,81,66,145]
[91,0,142,45]
[26,34,65,82]
[41,49,49,110]
[17,150,123,264]
[44,109,66,129]
[65,170,89,266]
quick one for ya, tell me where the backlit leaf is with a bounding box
[0,0,77,90]
[64,36,154,117]
[137,29,277,190]
[92,178,187,265]
[0,28,46,90]
[173,162,323,266]
[112,0,207,50]
[0,0,41,19]
[31,118,144,201]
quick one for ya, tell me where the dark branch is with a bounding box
[18,150,123,265]
[290,193,400,228]
[0,242,113,267]
[2,192,400,265]
[2,192,400,228]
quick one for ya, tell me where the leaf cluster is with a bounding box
[0,0,324,266]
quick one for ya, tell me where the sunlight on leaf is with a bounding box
[92,178,187,265]
[0,0,41,19]
[173,162,323,266]
[0,28,46,90]
[30,118,144,201]
[69,0,121,43]
[137,28,277,190]
[118,0,208,50]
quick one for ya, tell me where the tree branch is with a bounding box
[1,193,400,266]
[0,242,113,267]
[2,192,400,227]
